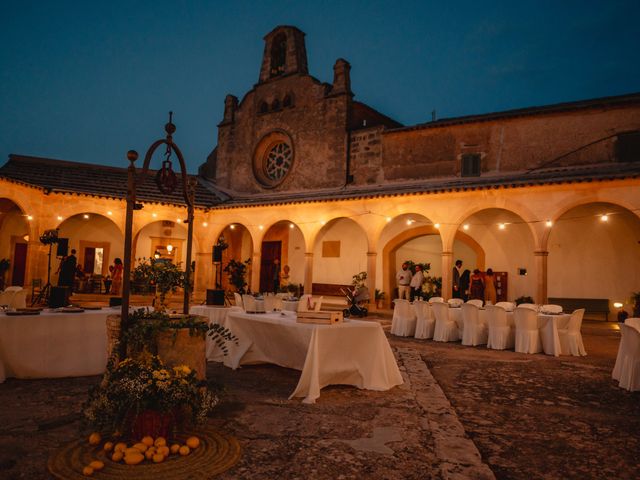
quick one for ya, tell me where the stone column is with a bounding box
[534,250,549,304]
[304,252,313,294]
[193,252,212,297]
[26,240,49,289]
[251,251,261,293]
[367,252,377,308]
[441,251,453,300]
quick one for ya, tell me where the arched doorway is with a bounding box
[0,198,30,287]
[218,223,253,292]
[260,220,305,293]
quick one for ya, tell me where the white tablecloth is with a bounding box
[0,308,113,382]
[190,305,234,361]
[281,300,299,312]
[222,311,403,403]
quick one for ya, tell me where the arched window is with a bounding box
[271,98,281,111]
[283,93,294,108]
[270,33,287,77]
[259,101,269,114]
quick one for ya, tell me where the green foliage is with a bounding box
[223,258,251,293]
[402,260,431,275]
[83,353,219,435]
[515,295,535,305]
[374,289,386,301]
[132,258,185,307]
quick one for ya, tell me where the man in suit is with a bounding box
[452,259,463,298]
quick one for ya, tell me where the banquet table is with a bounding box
[220,310,403,403]
[447,307,571,356]
[190,305,235,361]
[0,308,114,383]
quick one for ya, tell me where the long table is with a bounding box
[0,308,113,383]
[192,306,403,403]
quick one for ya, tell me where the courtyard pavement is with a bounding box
[0,317,638,479]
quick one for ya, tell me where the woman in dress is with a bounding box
[469,269,485,301]
[109,258,123,296]
[484,268,497,305]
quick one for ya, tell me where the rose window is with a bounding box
[264,142,292,181]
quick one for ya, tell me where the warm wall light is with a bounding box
[27,215,33,221]
[107,211,113,216]
[386,217,392,222]
[320,220,326,226]
[600,214,609,222]
[230,224,235,230]
[57,216,63,221]
[152,213,158,218]
[23,235,29,242]
[463,224,469,230]
[546,220,553,227]
[613,302,623,309]
[259,225,264,230]
[166,244,174,252]
[83,214,89,219]
[434,223,440,229]
[289,223,294,229]
[154,250,161,259]
[176,218,182,223]
[202,222,208,227]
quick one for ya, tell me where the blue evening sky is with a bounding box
[1,0,639,173]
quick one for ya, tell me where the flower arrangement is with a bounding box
[351,271,368,289]
[83,353,218,438]
[132,258,185,311]
[223,258,251,294]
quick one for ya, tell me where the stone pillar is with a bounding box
[251,251,261,293]
[304,252,313,294]
[26,240,49,289]
[367,252,377,308]
[441,251,453,300]
[534,250,549,304]
[193,252,212,297]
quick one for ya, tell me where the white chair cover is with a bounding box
[625,318,640,330]
[390,299,417,337]
[428,296,444,304]
[0,290,16,307]
[466,299,483,308]
[518,303,538,311]
[612,324,640,391]
[233,292,244,309]
[4,286,23,292]
[447,298,463,307]
[558,309,587,356]
[431,301,459,342]
[242,294,257,313]
[495,301,515,312]
[314,296,323,312]
[263,294,277,312]
[10,290,27,309]
[298,294,312,312]
[514,307,542,354]
[486,305,514,350]
[541,304,563,314]
[413,300,435,339]
[461,303,488,346]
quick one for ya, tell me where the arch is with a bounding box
[0,198,31,287]
[260,220,305,292]
[132,219,192,267]
[270,32,287,76]
[217,223,254,293]
[283,93,294,107]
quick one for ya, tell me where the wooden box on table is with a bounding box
[297,311,344,325]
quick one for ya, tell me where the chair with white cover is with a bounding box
[314,296,323,312]
[413,300,435,339]
[429,296,444,304]
[448,298,463,307]
[10,290,27,309]
[541,304,563,314]
[391,299,417,337]
[495,301,515,312]
[297,294,313,312]
[466,299,483,308]
[486,305,515,350]
[263,294,276,312]
[557,308,587,356]
[4,286,23,292]
[518,303,538,311]
[624,317,640,330]
[431,301,459,342]
[461,303,488,346]
[233,292,244,309]
[612,324,640,391]
[514,307,542,354]
[0,290,16,307]
[242,294,257,313]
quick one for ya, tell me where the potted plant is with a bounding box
[374,289,386,309]
[132,258,185,312]
[83,352,220,441]
[223,258,251,294]
[0,258,9,290]
[515,295,535,305]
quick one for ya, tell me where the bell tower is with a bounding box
[259,26,308,83]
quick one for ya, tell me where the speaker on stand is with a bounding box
[56,238,69,257]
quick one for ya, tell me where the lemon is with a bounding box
[82,466,94,476]
[145,448,155,460]
[141,436,154,447]
[114,442,127,453]
[103,441,114,452]
[179,445,190,456]
[124,452,145,465]
[88,460,104,471]
[157,445,170,456]
[170,444,181,455]
[154,437,167,447]
[152,453,165,463]
[88,432,101,446]
[133,442,148,452]
[186,436,200,449]
[111,451,124,462]
[124,447,142,456]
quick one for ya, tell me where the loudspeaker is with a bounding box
[109,297,122,307]
[206,289,225,306]
[56,238,69,257]
[213,246,223,263]
[49,286,70,308]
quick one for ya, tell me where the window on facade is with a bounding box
[259,101,268,114]
[616,131,640,162]
[461,154,481,177]
[271,98,281,111]
[283,94,293,108]
[270,33,287,77]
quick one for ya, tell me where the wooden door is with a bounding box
[11,242,27,286]
[260,241,281,293]
[84,247,95,274]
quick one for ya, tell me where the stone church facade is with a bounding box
[1,26,639,312]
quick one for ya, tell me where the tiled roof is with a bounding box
[0,155,225,208]
[211,161,640,208]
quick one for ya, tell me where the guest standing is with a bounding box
[396,263,412,300]
[58,249,77,292]
[410,264,424,300]
[272,258,281,293]
[484,268,497,305]
[109,258,123,296]
[469,269,485,301]
[459,269,471,302]
[452,259,463,298]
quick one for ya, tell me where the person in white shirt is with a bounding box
[410,264,424,300]
[396,263,412,300]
